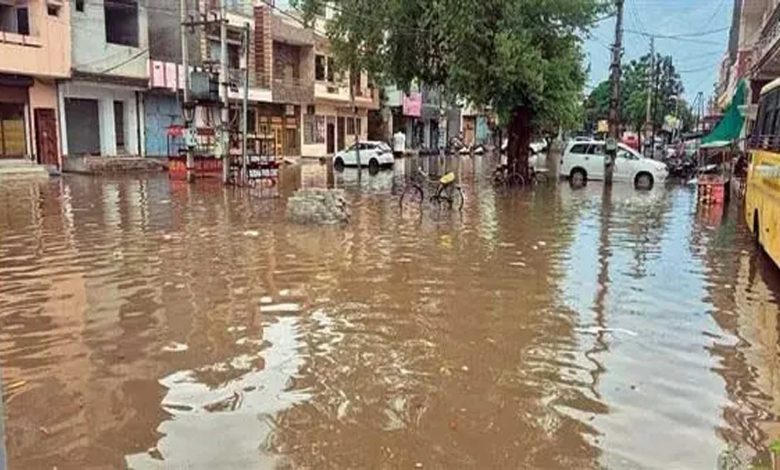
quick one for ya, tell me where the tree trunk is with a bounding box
[507,105,532,181]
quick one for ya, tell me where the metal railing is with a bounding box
[748,133,780,151]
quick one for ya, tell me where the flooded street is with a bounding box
[2,157,780,469]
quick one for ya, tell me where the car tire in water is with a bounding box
[334,158,345,172]
[635,172,654,190]
[368,159,380,174]
[570,168,587,187]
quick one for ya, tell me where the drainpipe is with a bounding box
[136,91,142,157]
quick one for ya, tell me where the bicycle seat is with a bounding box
[439,172,456,185]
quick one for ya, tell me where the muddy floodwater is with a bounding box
[2,157,780,469]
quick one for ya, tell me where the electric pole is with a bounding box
[241,23,250,185]
[645,36,654,156]
[219,0,230,184]
[606,0,624,185]
[181,0,194,182]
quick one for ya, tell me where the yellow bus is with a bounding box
[746,78,780,268]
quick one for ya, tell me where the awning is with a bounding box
[702,80,746,146]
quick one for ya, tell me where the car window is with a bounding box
[617,148,638,160]
[587,144,605,155]
[378,142,392,152]
[569,143,589,154]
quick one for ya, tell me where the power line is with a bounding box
[624,29,723,46]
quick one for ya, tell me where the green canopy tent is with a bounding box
[701,80,746,149]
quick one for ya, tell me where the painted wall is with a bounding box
[302,103,368,157]
[0,0,70,78]
[59,82,144,156]
[70,0,149,79]
[144,94,182,157]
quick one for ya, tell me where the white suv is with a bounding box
[559,140,667,188]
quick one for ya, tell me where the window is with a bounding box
[315,55,326,81]
[114,101,125,151]
[569,144,589,154]
[0,5,29,35]
[326,57,335,82]
[587,144,604,155]
[617,149,636,160]
[76,0,84,12]
[304,115,325,144]
[105,0,139,47]
[47,5,60,16]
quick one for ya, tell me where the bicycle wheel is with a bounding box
[491,168,506,186]
[400,184,424,210]
[452,186,465,210]
[533,172,548,185]
[508,172,526,187]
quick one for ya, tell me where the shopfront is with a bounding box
[256,103,300,157]
[0,77,31,159]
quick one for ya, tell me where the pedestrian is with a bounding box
[393,130,406,159]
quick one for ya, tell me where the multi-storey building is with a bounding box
[0,0,70,167]
[59,0,149,159]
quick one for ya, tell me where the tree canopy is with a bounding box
[294,0,609,172]
[585,53,689,133]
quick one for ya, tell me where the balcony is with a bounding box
[752,2,780,78]
[0,0,70,78]
[272,76,314,104]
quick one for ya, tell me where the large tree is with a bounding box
[295,0,607,178]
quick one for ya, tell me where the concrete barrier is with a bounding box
[62,156,168,174]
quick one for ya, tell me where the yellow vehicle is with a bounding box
[746,78,780,268]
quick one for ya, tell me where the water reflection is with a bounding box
[0,166,779,469]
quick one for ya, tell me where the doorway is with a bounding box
[34,108,58,167]
[337,116,345,151]
[326,122,335,154]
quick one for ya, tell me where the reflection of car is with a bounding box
[333,141,394,172]
[559,140,668,189]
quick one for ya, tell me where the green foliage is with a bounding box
[585,53,689,133]
[293,0,609,137]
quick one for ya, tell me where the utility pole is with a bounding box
[644,36,654,157]
[606,0,624,185]
[349,67,361,179]
[241,23,250,185]
[219,0,230,184]
[181,0,194,183]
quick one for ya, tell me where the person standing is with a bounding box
[393,130,406,159]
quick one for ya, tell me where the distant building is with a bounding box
[59,0,150,159]
[0,0,70,167]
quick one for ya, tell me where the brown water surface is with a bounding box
[1,158,780,469]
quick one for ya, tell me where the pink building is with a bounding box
[0,0,70,167]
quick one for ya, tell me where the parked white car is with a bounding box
[559,140,667,188]
[333,141,394,172]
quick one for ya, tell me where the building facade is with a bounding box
[0,0,70,166]
[60,0,149,158]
